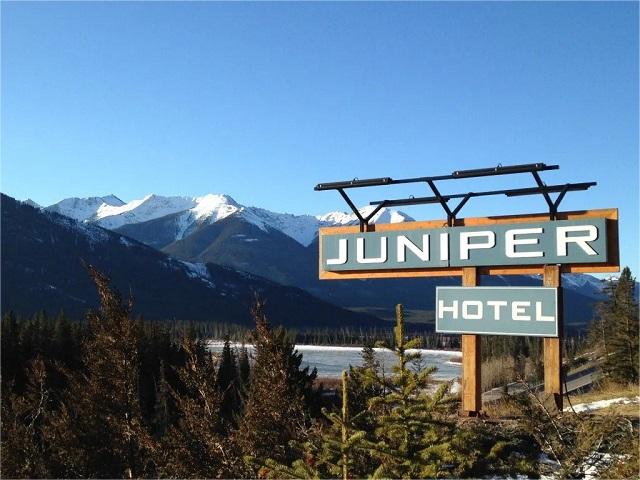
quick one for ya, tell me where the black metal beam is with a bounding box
[315,177,392,191]
[504,182,595,197]
[315,163,559,191]
[370,182,597,207]
[451,163,558,178]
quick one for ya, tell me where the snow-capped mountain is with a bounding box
[47,195,125,221]
[45,193,414,247]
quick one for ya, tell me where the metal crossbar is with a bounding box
[314,163,597,229]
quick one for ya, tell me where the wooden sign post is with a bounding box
[462,267,482,415]
[544,264,563,411]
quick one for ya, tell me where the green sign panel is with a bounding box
[435,287,558,337]
[321,218,607,271]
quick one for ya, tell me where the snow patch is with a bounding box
[564,396,639,413]
[119,236,136,248]
[180,261,216,288]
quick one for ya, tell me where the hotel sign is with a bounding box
[319,209,618,278]
[435,287,558,337]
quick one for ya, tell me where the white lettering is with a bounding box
[505,227,544,258]
[556,225,598,256]
[487,300,508,320]
[460,231,496,260]
[536,301,555,322]
[356,237,387,264]
[326,238,348,265]
[440,232,449,261]
[438,300,458,319]
[512,301,531,321]
[397,235,429,262]
[462,301,483,319]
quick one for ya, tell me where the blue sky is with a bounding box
[1,1,638,270]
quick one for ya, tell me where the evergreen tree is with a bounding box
[0,357,54,478]
[259,371,371,479]
[46,266,155,478]
[595,267,639,384]
[152,360,171,439]
[347,342,384,417]
[365,304,457,479]
[238,343,251,388]
[316,371,370,479]
[156,337,240,478]
[216,335,241,431]
[1,311,22,388]
[235,300,314,471]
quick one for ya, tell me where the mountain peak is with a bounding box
[47,195,126,221]
[192,194,241,221]
[316,206,414,226]
[22,198,41,209]
[101,194,125,206]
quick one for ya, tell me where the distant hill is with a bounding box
[1,194,386,329]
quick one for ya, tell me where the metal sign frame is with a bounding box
[314,164,620,415]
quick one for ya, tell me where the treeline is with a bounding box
[291,327,460,349]
[1,311,462,350]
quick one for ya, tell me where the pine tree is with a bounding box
[365,304,457,479]
[347,342,384,418]
[259,371,372,479]
[317,371,371,479]
[156,336,240,478]
[45,265,155,478]
[0,357,54,478]
[596,267,639,384]
[152,360,171,438]
[238,342,251,388]
[216,335,241,431]
[234,300,313,471]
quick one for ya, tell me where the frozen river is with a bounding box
[208,342,461,380]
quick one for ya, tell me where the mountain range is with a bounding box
[1,194,382,329]
[4,193,608,333]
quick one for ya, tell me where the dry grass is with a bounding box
[482,397,524,418]
[315,376,342,390]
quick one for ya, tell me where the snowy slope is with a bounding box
[47,195,125,221]
[45,194,413,247]
[317,205,413,226]
[94,194,200,229]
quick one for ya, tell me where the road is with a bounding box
[482,363,601,403]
